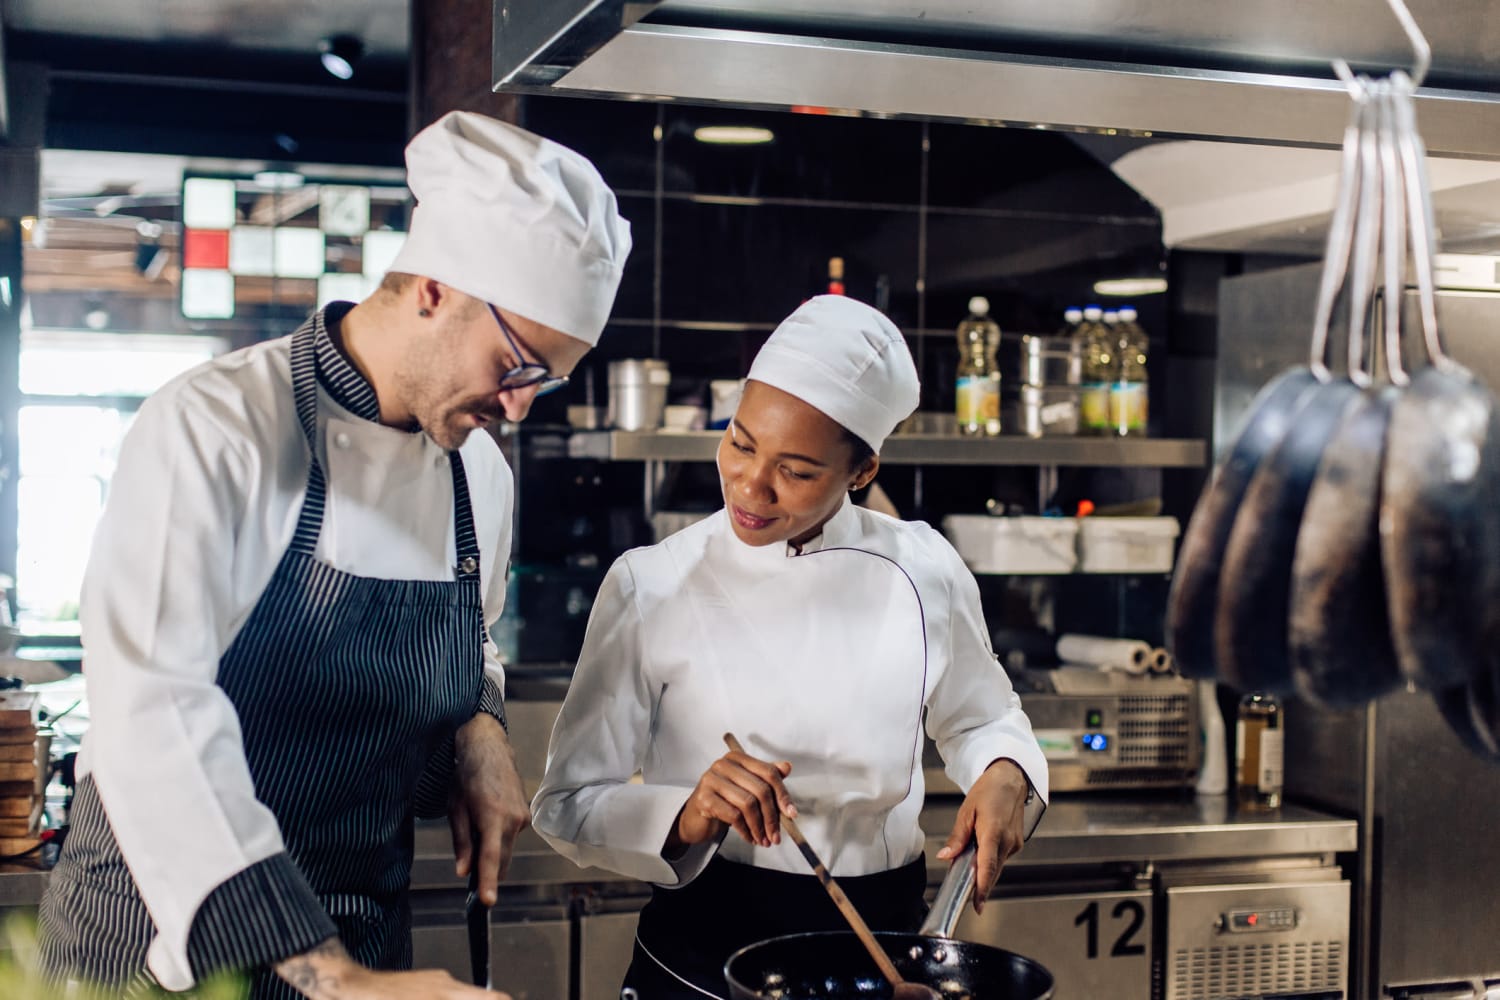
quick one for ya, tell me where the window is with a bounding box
[16,330,226,633]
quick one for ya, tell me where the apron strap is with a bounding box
[288,320,328,557]
[287,316,484,580]
[449,450,481,578]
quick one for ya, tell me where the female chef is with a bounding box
[531,295,1048,998]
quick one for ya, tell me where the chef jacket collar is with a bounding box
[313,302,383,424]
[719,495,859,566]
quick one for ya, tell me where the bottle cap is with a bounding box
[1083,305,1103,320]
[828,257,845,279]
[1063,307,1083,322]
[1103,310,1119,322]
[968,296,990,316]
[1119,307,1138,321]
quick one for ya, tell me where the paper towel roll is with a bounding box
[1148,647,1175,674]
[1056,634,1151,675]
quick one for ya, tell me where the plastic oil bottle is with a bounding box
[1059,306,1083,338]
[956,296,1002,436]
[1078,305,1113,435]
[1110,305,1149,436]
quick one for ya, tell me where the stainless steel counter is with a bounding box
[0,864,49,907]
[418,795,1356,891]
[0,797,1356,907]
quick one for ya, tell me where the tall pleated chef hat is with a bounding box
[747,295,921,452]
[388,111,632,346]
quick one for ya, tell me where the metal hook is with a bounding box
[1309,76,1371,380]
[1330,0,1430,90]
[1377,78,1410,386]
[1384,0,1432,88]
[1346,78,1384,386]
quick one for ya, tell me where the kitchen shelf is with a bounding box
[567,430,1206,467]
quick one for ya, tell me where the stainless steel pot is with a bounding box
[607,359,671,431]
[1019,334,1082,388]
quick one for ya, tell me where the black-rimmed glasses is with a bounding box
[489,304,569,397]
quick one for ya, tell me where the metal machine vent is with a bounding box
[1118,715,1191,766]
[1118,695,1190,717]
[1119,743,1189,765]
[1169,941,1345,999]
[1119,719,1190,739]
[1085,767,1193,786]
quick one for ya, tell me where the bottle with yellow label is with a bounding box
[1235,691,1284,812]
[1110,305,1149,436]
[956,296,1001,436]
[1078,305,1112,434]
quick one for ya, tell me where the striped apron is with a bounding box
[624,855,927,999]
[38,320,485,996]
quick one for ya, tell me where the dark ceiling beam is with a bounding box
[414,0,519,135]
[6,30,407,166]
[6,29,408,165]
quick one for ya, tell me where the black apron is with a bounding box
[623,854,927,1000]
[39,320,485,996]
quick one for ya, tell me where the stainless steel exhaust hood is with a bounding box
[493,0,1500,159]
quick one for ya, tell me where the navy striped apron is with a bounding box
[39,320,485,996]
[624,855,927,999]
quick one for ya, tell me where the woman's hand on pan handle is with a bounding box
[666,750,797,852]
[937,758,1031,914]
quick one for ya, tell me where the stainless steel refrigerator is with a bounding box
[1216,258,1500,998]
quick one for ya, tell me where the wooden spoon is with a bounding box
[722,733,940,1000]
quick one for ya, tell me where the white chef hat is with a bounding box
[747,295,920,452]
[387,111,632,346]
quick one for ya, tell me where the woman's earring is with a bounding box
[418,307,432,317]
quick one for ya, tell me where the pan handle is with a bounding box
[919,842,977,938]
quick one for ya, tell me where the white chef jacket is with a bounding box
[532,498,1047,888]
[74,317,513,988]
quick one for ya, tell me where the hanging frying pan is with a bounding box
[723,845,1053,1000]
[1213,82,1379,695]
[1166,83,1369,680]
[1380,73,1500,693]
[1289,82,1405,708]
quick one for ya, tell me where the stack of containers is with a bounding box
[1008,308,1083,437]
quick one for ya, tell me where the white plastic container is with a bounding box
[1077,516,1180,573]
[941,515,1079,574]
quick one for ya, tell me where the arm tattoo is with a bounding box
[275,936,350,998]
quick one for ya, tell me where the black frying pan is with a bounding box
[1379,75,1500,694]
[1215,84,1380,695]
[1289,82,1405,708]
[724,931,1053,1000]
[1166,84,1369,681]
[724,845,1053,1000]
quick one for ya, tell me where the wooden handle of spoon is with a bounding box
[722,732,905,988]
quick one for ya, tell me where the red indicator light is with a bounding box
[1247,913,1258,926]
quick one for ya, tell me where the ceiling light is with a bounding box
[693,126,775,146]
[1093,277,1168,297]
[319,34,364,80]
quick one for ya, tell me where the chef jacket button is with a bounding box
[459,556,478,575]
[334,432,352,449]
